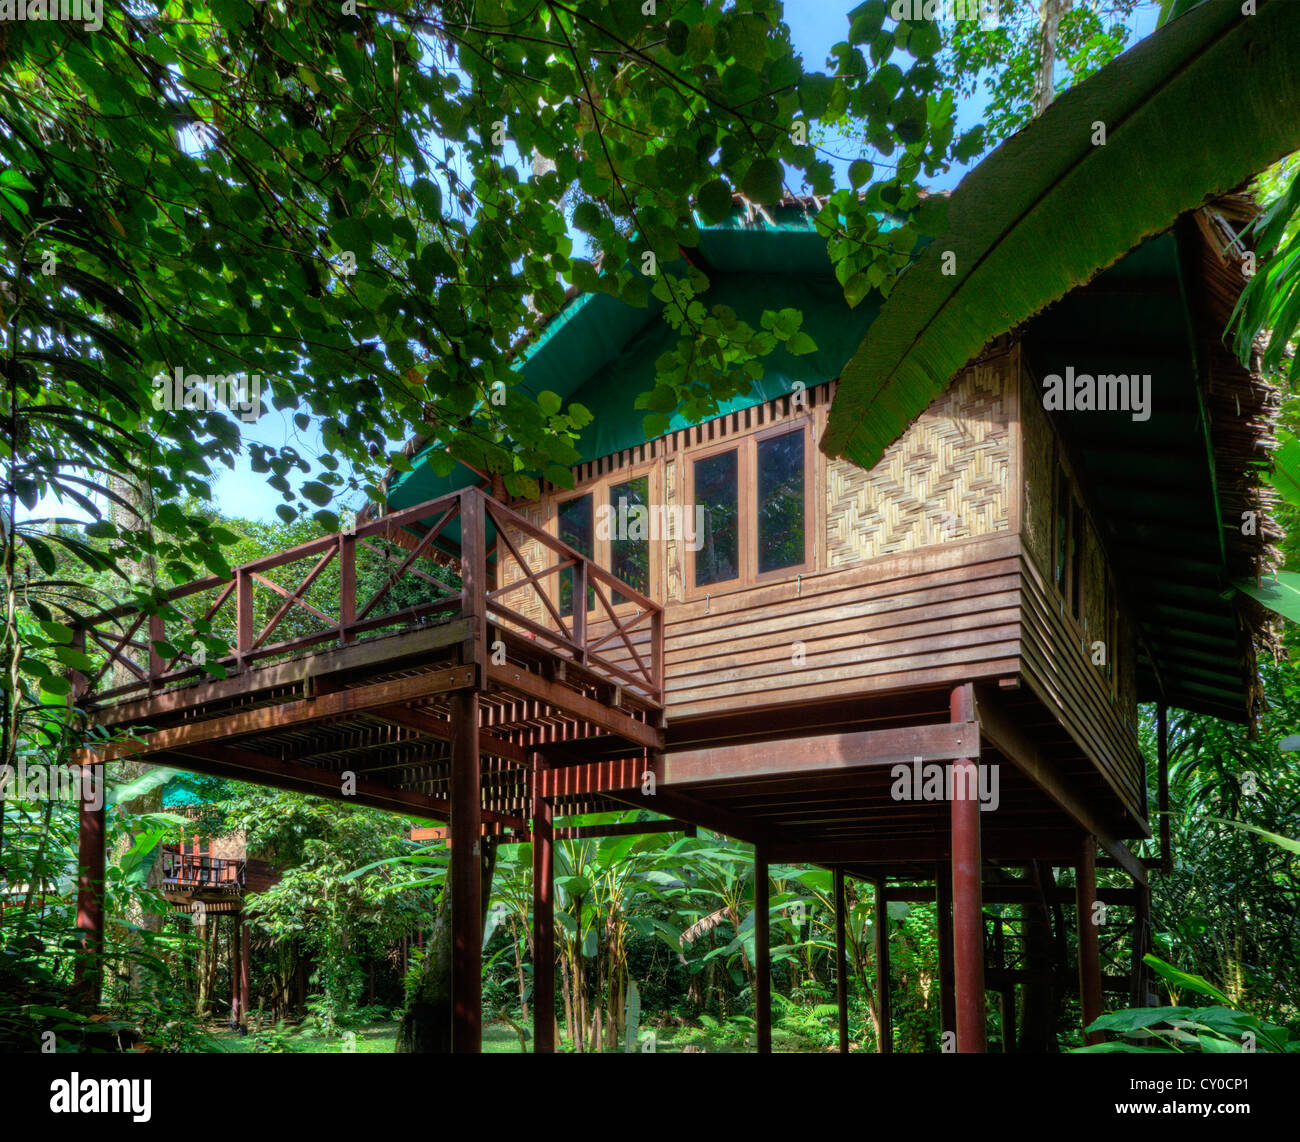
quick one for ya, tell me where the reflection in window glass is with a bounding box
[757,432,805,574]
[609,475,650,605]
[557,493,593,617]
[693,450,739,587]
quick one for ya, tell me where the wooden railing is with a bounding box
[71,487,664,706]
[483,495,664,703]
[160,848,245,890]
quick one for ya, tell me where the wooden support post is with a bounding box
[339,533,356,644]
[834,867,849,1054]
[950,682,986,1053]
[148,612,165,689]
[239,917,251,1030]
[450,687,482,1053]
[75,763,105,1007]
[873,876,892,1054]
[935,865,955,1043]
[1157,703,1171,873]
[532,752,555,1054]
[1076,837,1103,1045]
[754,844,771,1054]
[235,569,253,671]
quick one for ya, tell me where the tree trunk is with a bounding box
[395,839,497,1052]
[1032,0,1072,115]
[1018,861,1060,1052]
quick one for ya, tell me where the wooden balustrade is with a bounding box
[71,487,664,706]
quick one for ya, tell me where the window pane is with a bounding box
[609,475,651,604]
[557,493,593,617]
[757,431,805,574]
[693,450,739,587]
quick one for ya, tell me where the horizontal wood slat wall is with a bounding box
[1018,551,1146,823]
[590,534,1022,720]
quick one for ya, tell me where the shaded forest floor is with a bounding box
[205,1019,815,1053]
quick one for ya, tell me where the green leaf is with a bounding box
[741,158,784,205]
[1233,573,1300,627]
[824,0,1300,466]
[697,177,734,225]
[1143,955,1231,1005]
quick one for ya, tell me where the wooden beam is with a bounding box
[487,662,662,750]
[77,664,477,763]
[766,833,1079,865]
[885,884,1140,906]
[93,620,474,728]
[554,819,689,840]
[536,756,647,799]
[659,723,980,787]
[974,684,1148,885]
[153,741,526,828]
[370,704,525,764]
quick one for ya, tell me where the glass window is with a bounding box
[757,431,805,574]
[693,450,739,587]
[609,475,650,605]
[557,493,593,616]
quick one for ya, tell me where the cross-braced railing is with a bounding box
[70,487,664,706]
[160,848,245,891]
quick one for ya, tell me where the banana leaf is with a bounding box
[824,0,1300,468]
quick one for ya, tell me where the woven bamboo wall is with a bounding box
[494,505,550,629]
[825,356,1013,568]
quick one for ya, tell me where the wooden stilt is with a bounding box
[75,764,105,1007]
[873,875,892,1053]
[754,844,771,1054]
[950,682,986,1053]
[450,687,482,1053]
[834,866,849,1053]
[532,751,555,1054]
[1076,837,1103,1044]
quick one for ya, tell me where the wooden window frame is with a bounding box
[549,460,661,618]
[683,415,815,599]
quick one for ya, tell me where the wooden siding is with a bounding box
[499,342,1144,825]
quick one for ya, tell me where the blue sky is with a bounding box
[41,2,1164,529]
